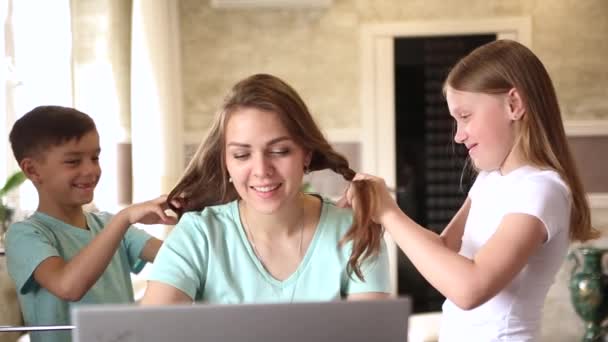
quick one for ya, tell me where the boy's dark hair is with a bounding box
[9,105,97,163]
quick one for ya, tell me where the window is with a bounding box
[1,0,73,215]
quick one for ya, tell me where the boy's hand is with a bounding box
[336,173,400,225]
[120,195,178,226]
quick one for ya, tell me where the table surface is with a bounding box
[0,325,74,332]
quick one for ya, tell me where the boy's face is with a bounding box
[26,130,102,208]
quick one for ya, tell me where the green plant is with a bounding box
[0,171,27,234]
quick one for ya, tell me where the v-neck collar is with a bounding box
[31,211,92,235]
[231,197,327,288]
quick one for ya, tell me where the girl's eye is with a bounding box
[233,153,249,160]
[65,160,80,165]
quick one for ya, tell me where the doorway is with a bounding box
[394,34,494,312]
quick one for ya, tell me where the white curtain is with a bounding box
[1,0,184,218]
[130,0,184,205]
[71,0,131,213]
[2,0,72,213]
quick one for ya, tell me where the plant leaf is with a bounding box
[0,171,26,198]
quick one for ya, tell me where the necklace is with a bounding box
[241,203,306,303]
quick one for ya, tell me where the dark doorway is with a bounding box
[394,34,495,313]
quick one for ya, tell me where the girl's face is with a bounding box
[446,86,523,173]
[224,107,311,215]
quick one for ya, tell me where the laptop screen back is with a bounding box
[71,298,411,342]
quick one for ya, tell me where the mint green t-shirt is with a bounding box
[5,211,152,342]
[148,197,390,303]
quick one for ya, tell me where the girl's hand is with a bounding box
[120,195,178,225]
[336,173,400,225]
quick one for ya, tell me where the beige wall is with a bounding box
[178,2,607,341]
[179,0,608,134]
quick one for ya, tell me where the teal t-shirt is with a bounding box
[148,197,390,303]
[5,211,152,342]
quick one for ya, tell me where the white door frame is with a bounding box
[359,17,532,294]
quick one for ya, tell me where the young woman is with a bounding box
[142,74,391,305]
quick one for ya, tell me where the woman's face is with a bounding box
[224,107,311,214]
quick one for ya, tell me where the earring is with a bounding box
[303,165,311,174]
[228,177,233,183]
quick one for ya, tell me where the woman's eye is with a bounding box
[270,149,289,156]
[65,160,80,165]
[233,154,249,160]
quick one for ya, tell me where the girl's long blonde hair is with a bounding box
[168,74,383,279]
[445,39,598,241]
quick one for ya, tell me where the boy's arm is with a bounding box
[33,197,176,301]
[139,237,163,263]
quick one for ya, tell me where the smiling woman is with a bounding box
[141,74,391,306]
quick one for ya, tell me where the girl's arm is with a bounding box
[140,281,192,305]
[341,174,546,310]
[439,198,470,252]
[382,209,545,309]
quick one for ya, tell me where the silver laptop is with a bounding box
[71,298,411,342]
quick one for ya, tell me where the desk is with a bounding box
[0,253,22,342]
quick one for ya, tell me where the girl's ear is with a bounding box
[20,158,41,184]
[507,88,526,121]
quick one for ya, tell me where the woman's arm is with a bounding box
[347,292,391,300]
[140,281,192,305]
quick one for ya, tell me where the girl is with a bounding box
[142,74,390,305]
[340,40,599,341]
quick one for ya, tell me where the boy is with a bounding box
[5,106,175,342]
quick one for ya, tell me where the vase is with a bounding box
[568,247,608,341]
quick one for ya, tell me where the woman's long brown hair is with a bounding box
[168,74,383,280]
[444,40,599,242]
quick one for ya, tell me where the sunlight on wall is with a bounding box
[2,0,124,216]
[1,1,9,185]
[6,0,72,214]
[73,62,122,213]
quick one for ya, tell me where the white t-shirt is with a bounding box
[439,165,571,342]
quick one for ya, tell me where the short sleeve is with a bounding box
[122,226,153,274]
[96,211,152,274]
[344,237,391,295]
[5,222,60,294]
[504,175,571,241]
[468,171,488,200]
[147,213,208,300]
